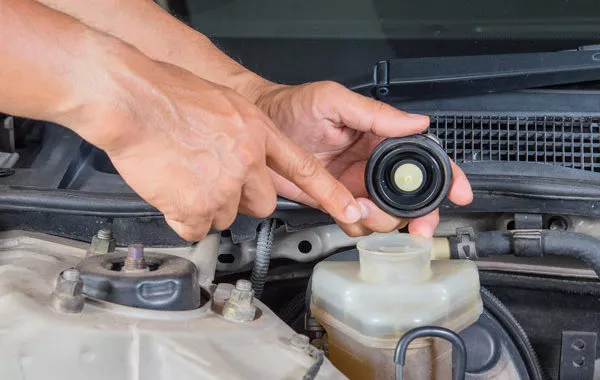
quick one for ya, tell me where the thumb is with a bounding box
[318,82,430,137]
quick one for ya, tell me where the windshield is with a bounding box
[179,0,600,83]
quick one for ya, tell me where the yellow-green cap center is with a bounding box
[393,163,424,192]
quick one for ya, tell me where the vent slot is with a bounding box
[429,116,600,172]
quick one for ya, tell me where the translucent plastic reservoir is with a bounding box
[311,234,483,380]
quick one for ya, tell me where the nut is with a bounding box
[222,280,256,322]
[88,229,116,255]
[49,268,85,314]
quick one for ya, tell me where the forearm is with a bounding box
[0,0,164,148]
[0,0,99,123]
[35,0,274,101]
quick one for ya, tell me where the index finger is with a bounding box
[265,128,366,225]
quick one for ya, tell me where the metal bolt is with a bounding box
[222,279,256,323]
[49,268,85,314]
[122,244,149,273]
[235,279,252,292]
[97,229,113,240]
[290,334,310,350]
[88,229,116,256]
[62,268,80,282]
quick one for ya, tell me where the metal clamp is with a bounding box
[456,227,478,260]
[510,229,543,257]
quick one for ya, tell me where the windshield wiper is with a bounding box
[352,45,600,101]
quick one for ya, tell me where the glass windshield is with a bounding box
[186,0,600,40]
[180,0,600,83]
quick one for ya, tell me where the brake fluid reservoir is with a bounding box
[310,234,482,380]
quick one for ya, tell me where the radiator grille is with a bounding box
[429,115,600,172]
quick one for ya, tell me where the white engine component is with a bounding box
[0,231,344,380]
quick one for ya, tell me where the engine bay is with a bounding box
[2,77,600,379]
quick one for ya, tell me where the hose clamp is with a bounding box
[510,229,543,257]
[456,227,478,260]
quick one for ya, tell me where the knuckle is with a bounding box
[311,81,343,105]
[324,181,345,202]
[234,145,262,171]
[213,210,238,231]
[318,80,343,93]
[368,101,386,134]
[293,153,320,181]
[249,197,277,219]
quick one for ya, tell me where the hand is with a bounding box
[255,81,473,237]
[59,42,368,241]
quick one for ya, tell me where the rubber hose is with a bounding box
[542,231,600,279]
[480,287,545,380]
[250,219,276,299]
[452,231,600,279]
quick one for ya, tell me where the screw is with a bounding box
[50,268,85,314]
[122,244,149,273]
[96,229,113,240]
[235,279,252,292]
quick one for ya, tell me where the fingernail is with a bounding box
[344,204,362,223]
[406,113,430,121]
[358,200,370,219]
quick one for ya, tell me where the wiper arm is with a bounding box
[353,45,600,101]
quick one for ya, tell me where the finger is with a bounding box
[356,198,407,233]
[238,166,278,218]
[336,218,372,238]
[269,170,320,208]
[212,188,242,231]
[448,161,473,206]
[165,217,211,242]
[266,129,365,225]
[337,160,369,197]
[408,209,439,238]
[318,82,430,137]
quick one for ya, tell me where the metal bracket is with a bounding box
[514,213,544,230]
[456,227,477,260]
[511,229,543,257]
[560,331,597,380]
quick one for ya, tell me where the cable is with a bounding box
[394,326,467,380]
[250,219,276,299]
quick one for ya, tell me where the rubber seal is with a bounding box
[365,135,452,218]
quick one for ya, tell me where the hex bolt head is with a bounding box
[222,280,257,323]
[88,229,116,256]
[49,268,85,314]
